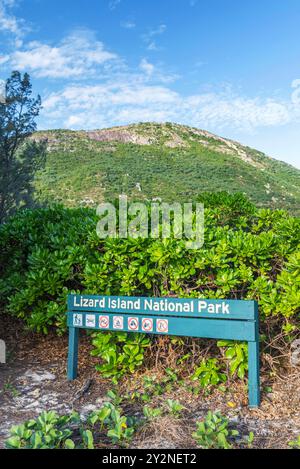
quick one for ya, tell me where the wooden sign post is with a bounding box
[67,294,260,408]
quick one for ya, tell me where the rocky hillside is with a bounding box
[33,122,300,214]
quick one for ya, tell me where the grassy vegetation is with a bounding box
[33,123,300,215]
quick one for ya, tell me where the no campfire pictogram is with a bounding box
[99,315,109,329]
[142,318,153,332]
[128,317,139,331]
[156,319,169,333]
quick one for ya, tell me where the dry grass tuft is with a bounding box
[133,416,196,449]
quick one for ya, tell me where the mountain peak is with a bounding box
[85,122,266,168]
[33,122,300,214]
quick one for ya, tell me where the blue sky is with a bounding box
[1,0,300,168]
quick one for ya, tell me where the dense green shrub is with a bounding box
[0,206,96,333]
[191,358,227,387]
[0,199,299,339]
[91,331,151,381]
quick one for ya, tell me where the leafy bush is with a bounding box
[165,399,184,417]
[89,401,136,443]
[143,405,163,420]
[191,358,226,387]
[5,410,80,449]
[5,401,137,449]
[0,206,96,334]
[288,435,300,449]
[217,341,248,379]
[196,191,256,223]
[91,331,151,381]
[192,411,239,449]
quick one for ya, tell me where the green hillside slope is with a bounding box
[33,122,300,214]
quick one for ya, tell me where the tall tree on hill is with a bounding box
[0,71,46,224]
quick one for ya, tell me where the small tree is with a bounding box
[0,71,46,223]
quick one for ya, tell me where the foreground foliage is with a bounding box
[5,399,137,449]
[5,411,80,449]
[91,331,151,381]
[288,436,300,449]
[6,407,253,450]
[192,411,239,449]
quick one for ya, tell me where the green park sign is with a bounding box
[67,294,260,407]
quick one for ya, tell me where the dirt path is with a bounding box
[0,317,299,449]
[0,318,112,448]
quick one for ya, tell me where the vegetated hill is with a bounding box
[33,122,300,214]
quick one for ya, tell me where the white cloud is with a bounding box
[41,76,297,133]
[147,41,159,51]
[0,0,28,44]
[148,24,167,36]
[10,30,117,78]
[184,92,291,131]
[0,54,9,64]
[143,24,167,51]
[291,79,300,105]
[120,20,136,29]
[46,83,178,109]
[65,115,83,127]
[0,0,19,34]
[139,59,155,76]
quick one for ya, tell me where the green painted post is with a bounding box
[248,340,260,407]
[67,326,79,380]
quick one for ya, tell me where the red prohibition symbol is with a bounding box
[156,319,169,333]
[142,318,153,332]
[99,315,109,329]
[128,317,139,331]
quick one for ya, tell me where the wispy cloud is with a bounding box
[291,79,300,105]
[109,0,121,11]
[139,58,155,76]
[0,54,10,64]
[41,69,298,133]
[10,30,118,78]
[0,0,29,46]
[143,24,167,51]
[120,19,136,29]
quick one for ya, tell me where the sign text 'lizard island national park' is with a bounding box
[66,294,260,408]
